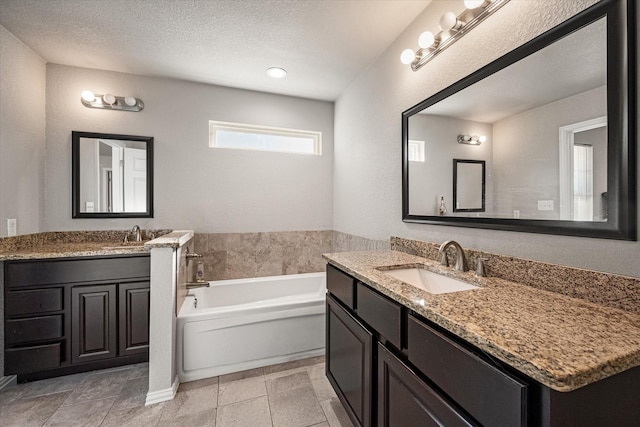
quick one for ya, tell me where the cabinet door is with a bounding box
[377,343,476,427]
[71,285,117,363]
[326,294,373,427]
[119,282,150,356]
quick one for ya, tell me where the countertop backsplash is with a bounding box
[391,236,640,315]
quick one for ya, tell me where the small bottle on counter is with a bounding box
[196,261,205,282]
[439,196,447,216]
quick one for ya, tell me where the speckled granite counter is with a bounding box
[323,250,640,392]
[0,230,172,260]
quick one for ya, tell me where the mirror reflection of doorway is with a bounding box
[559,117,607,221]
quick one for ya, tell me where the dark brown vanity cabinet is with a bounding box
[326,293,373,427]
[326,264,640,427]
[3,254,150,381]
[326,264,516,427]
[377,343,474,427]
[71,284,118,363]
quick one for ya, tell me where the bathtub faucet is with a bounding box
[186,282,210,289]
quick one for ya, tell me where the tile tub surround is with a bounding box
[0,229,172,260]
[0,357,352,427]
[192,230,388,280]
[323,250,640,392]
[390,236,640,314]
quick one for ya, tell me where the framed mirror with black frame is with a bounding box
[72,131,154,218]
[402,0,636,240]
[453,159,485,214]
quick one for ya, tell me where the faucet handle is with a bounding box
[476,258,489,277]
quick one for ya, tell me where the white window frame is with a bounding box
[408,140,425,162]
[209,120,322,156]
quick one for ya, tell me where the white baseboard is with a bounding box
[0,375,17,391]
[145,375,179,406]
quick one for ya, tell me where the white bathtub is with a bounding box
[176,272,326,382]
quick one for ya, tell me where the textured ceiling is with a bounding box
[0,0,430,101]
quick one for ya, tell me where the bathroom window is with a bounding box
[408,140,425,162]
[209,121,322,155]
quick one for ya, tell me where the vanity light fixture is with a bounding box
[458,134,486,145]
[400,0,510,71]
[80,90,144,112]
[266,67,287,79]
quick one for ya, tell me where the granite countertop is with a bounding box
[0,229,191,261]
[0,241,151,260]
[324,250,640,392]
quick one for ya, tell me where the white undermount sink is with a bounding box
[381,268,479,294]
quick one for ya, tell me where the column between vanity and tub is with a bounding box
[145,230,194,405]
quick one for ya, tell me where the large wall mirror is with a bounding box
[402,0,636,240]
[72,131,154,218]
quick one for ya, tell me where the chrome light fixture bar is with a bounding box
[80,90,144,112]
[458,134,486,145]
[402,0,510,71]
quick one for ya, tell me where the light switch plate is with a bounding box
[7,218,17,236]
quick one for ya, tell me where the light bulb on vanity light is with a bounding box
[103,93,116,105]
[464,0,485,9]
[478,135,487,143]
[81,90,95,102]
[439,12,460,32]
[124,96,137,107]
[400,48,416,65]
[418,31,435,49]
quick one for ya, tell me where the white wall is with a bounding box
[492,86,606,220]
[0,25,46,237]
[45,65,334,233]
[333,0,640,277]
[408,114,493,216]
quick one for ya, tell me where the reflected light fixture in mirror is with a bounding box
[80,90,144,112]
[400,0,510,71]
[458,134,486,145]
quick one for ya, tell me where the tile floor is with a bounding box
[0,356,354,427]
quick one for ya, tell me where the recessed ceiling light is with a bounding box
[266,67,287,79]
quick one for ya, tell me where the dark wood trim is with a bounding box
[71,130,154,218]
[452,159,486,213]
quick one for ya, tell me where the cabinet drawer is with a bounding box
[5,343,61,374]
[4,255,150,288]
[5,315,64,345]
[408,315,527,427]
[327,264,355,309]
[356,282,402,349]
[6,288,63,316]
[378,342,475,427]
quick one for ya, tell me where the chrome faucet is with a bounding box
[132,225,142,242]
[439,240,468,272]
[123,225,142,243]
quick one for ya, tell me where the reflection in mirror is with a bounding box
[454,160,485,213]
[402,0,635,240]
[72,131,154,218]
[408,16,606,220]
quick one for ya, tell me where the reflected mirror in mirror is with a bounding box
[72,131,154,218]
[402,0,635,240]
[454,159,485,213]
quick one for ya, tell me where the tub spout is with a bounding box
[186,282,210,289]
